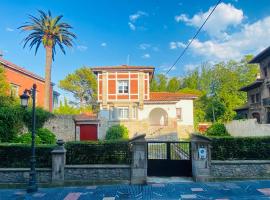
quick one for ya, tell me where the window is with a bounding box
[176,108,182,120]
[118,80,129,94]
[264,67,268,78]
[118,107,129,119]
[256,93,260,103]
[10,83,19,97]
[251,94,255,103]
[110,108,117,120]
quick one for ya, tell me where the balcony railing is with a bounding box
[263,97,270,107]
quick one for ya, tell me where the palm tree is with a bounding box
[19,10,76,110]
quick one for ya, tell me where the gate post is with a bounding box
[51,140,66,184]
[130,134,147,184]
[191,134,212,182]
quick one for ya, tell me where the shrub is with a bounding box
[13,132,42,144]
[65,141,131,164]
[0,103,24,142]
[211,136,270,160]
[105,124,129,140]
[205,123,230,137]
[36,128,56,144]
[23,107,53,130]
[0,143,54,167]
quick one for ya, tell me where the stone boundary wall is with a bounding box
[211,160,270,179]
[225,119,270,137]
[43,115,75,141]
[64,165,131,184]
[0,168,51,184]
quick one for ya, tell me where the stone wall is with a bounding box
[0,168,51,184]
[64,165,130,184]
[225,119,270,137]
[211,160,270,179]
[43,115,75,141]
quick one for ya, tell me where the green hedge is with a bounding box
[0,143,54,168]
[65,141,131,165]
[211,136,270,160]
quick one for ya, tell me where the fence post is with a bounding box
[130,134,147,184]
[51,140,66,184]
[191,134,212,181]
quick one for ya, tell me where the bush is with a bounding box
[0,103,24,142]
[0,143,54,167]
[36,128,56,144]
[13,132,42,144]
[23,107,53,130]
[105,124,129,140]
[205,123,230,137]
[65,141,131,164]
[211,136,270,160]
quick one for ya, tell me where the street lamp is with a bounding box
[20,84,38,193]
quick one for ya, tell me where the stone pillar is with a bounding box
[51,140,66,184]
[102,71,108,108]
[191,134,212,182]
[138,72,144,109]
[130,134,147,184]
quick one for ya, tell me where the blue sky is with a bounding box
[1,0,270,98]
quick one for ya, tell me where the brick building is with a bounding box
[0,57,59,111]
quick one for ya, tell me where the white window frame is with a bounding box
[132,106,137,119]
[10,83,19,97]
[118,107,129,119]
[117,80,129,94]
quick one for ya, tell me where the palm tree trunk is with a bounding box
[44,46,53,111]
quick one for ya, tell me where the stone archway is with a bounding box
[149,108,168,126]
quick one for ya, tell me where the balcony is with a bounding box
[263,97,270,107]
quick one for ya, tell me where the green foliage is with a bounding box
[53,97,81,115]
[167,77,181,92]
[205,123,230,137]
[0,143,54,167]
[59,67,97,109]
[65,141,131,164]
[0,65,9,95]
[13,132,42,144]
[36,128,56,144]
[0,96,24,142]
[23,107,53,130]
[105,125,129,140]
[211,136,270,160]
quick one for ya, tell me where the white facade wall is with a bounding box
[176,100,194,125]
[138,104,176,120]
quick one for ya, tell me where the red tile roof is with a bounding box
[74,113,98,121]
[0,57,53,84]
[147,92,198,102]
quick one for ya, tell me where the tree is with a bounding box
[0,65,9,95]
[53,98,81,115]
[59,67,97,108]
[167,77,181,92]
[19,10,76,110]
[156,74,168,91]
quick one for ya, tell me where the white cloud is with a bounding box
[169,41,186,49]
[142,53,150,59]
[101,42,107,47]
[189,16,270,60]
[128,11,148,30]
[77,45,88,52]
[184,64,199,72]
[129,11,148,23]
[176,3,244,38]
[128,22,136,30]
[5,27,14,32]
[139,43,151,50]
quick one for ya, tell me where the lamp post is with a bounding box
[20,84,38,193]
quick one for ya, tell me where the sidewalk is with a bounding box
[0,180,270,200]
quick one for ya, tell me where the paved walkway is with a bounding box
[0,180,270,200]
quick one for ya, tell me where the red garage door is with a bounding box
[80,124,98,141]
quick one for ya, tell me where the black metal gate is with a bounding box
[147,141,192,177]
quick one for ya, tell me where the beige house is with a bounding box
[237,46,270,123]
[91,65,197,140]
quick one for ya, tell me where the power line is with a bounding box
[166,0,222,75]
